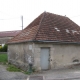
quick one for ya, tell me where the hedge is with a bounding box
[0,44,8,52]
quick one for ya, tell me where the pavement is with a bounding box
[1,64,80,80]
[29,67,80,80]
[0,64,27,80]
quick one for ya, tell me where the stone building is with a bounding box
[8,12,80,71]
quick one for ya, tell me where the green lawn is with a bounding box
[0,54,8,63]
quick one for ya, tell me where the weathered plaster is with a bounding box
[8,42,80,71]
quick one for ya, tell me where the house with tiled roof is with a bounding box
[8,12,80,71]
[0,30,21,46]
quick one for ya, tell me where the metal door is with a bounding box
[40,48,50,70]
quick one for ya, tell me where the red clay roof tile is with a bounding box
[8,12,80,43]
[0,30,21,37]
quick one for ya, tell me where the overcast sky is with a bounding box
[0,0,80,31]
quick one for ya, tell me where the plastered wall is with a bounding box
[8,42,80,71]
[34,43,80,70]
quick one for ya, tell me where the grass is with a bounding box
[7,64,21,72]
[0,53,21,72]
[7,64,32,74]
[24,71,32,75]
[0,53,8,64]
[0,53,33,74]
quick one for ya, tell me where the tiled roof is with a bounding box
[0,30,21,37]
[8,12,80,44]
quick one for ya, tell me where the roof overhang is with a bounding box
[7,40,80,45]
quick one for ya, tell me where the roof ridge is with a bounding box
[33,12,46,40]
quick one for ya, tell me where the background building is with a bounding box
[0,30,21,46]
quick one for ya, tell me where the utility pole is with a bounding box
[21,16,23,30]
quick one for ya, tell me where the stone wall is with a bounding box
[8,42,34,71]
[8,42,80,71]
[34,43,80,70]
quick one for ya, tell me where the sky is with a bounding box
[0,0,80,31]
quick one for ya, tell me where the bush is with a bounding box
[3,44,7,52]
[0,44,8,52]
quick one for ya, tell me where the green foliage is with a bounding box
[24,71,31,75]
[3,44,7,52]
[0,47,3,52]
[7,64,32,74]
[0,44,8,52]
[7,64,21,72]
[0,54,8,64]
[32,67,36,72]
